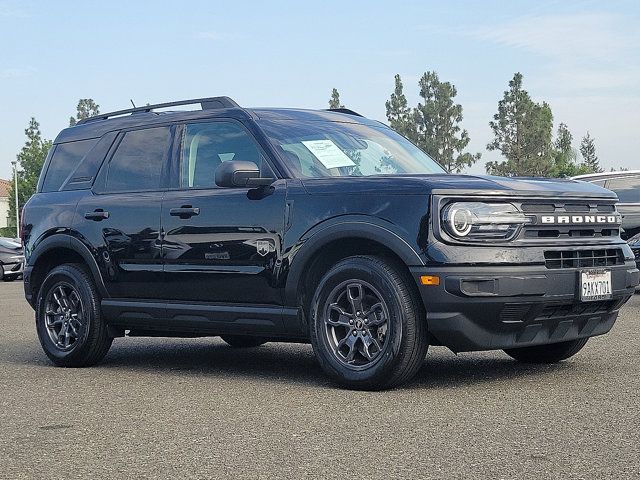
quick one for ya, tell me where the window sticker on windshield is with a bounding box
[301,140,356,169]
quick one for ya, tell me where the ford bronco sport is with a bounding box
[21,97,640,389]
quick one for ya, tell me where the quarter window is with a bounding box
[608,177,640,203]
[180,122,268,189]
[105,127,170,192]
[41,139,98,192]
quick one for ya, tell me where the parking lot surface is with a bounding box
[0,281,638,479]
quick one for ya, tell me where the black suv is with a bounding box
[21,97,639,389]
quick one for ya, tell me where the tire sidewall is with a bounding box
[36,265,97,362]
[310,258,407,387]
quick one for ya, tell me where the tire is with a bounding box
[35,263,113,367]
[220,335,267,348]
[310,255,428,390]
[504,338,589,364]
[0,264,4,281]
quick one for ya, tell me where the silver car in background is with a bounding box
[0,237,24,282]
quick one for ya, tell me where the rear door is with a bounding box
[75,126,172,299]
[161,119,285,305]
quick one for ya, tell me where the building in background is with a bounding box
[0,179,10,229]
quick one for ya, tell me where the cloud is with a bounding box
[0,67,36,79]
[0,1,30,17]
[473,12,640,95]
[474,12,638,64]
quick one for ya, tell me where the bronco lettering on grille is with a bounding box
[540,215,620,224]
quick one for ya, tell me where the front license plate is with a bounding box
[580,269,612,301]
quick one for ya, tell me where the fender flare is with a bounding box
[283,216,424,305]
[28,234,110,298]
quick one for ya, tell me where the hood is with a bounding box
[300,174,617,199]
[0,238,23,253]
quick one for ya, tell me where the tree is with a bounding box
[8,118,52,228]
[549,123,584,177]
[579,132,602,173]
[385,74,417,141]
[485,72,554,177]
[328,88,343,109]
[69,98,100,126]
[549,125,604,177]
[413,71,480,173]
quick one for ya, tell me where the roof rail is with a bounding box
[77,96,240,125]
[325,108,363,117]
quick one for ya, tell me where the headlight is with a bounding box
[441,202,532,241]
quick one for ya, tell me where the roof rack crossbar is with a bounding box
[77,96,240,124]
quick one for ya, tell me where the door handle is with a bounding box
[170,206,200,219]
[84,210,109,221]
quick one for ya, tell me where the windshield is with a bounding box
[259,119,445,177]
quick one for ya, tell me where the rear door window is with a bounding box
[41,139,98,192]
[608,176,640,203]
[104,127,171,192]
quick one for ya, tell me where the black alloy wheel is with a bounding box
[310,256,429,390]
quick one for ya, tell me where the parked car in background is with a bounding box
[628,233,640,271]
[573,171,640,240]
[0,237,24,282]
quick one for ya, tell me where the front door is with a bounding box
[161,120,285,305]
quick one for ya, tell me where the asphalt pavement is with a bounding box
[1,280,638,479]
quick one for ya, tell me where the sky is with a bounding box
[1,0,639,180]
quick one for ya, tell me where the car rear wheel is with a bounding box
[310,255,428,390]
[504,338,589,363]
[35,264,113,367]
[220,335,267,348]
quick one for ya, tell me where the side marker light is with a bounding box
[420,275,440,286]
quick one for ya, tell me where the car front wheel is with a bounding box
[310,255,428,390]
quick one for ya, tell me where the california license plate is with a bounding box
[580,269,612,301]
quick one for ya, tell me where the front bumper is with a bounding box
[2,260,24,278]
[410,261,639,352]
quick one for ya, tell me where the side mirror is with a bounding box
[214,161,274,188]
